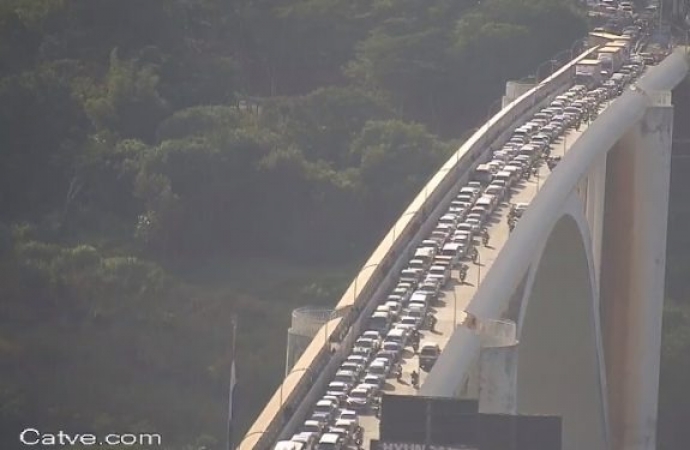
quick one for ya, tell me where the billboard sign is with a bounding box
[371,441,476,450]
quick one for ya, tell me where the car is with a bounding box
[389,290,409,305]
[451,230,472,246]
[438,213,460,228]
[456,222,474,236]
[368,312,391,334]
[510,202,529,218]
[340,361,364,377]
[395,315,419,332]
[465,218,482,233]
[338,409,359,424]
[367,358,390,379]
[379,340,403,361]
[467,181,481,190]
[333,370,358,389]
[427,264,451,287]
[333,419,361,444]
[408,291,431,310]
[385,328,408,347]
[317,432,344,450]
[346,355,368,367]
[313,398,339,421]
[291,432,318,450]
[419,342,441,371]
[351,343,373,359]
[346,384,373,410]
[375,348,397,368]
[440,241,465,265]
[400,267,424,286]
[361,330,383,344]
[420,239,442,252]
[416,282,440,302]
[326,381,350,405]
[302,419,325,435]
[355,337,380,353]
[466,212,485,225]
[275,440,306,450]
[484,184,504,200]
[363,373,386,391]
[325,426,352,447]
[405,307,425,325]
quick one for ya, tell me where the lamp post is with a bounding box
[280,367,313,410]
[393,210,419,242]
[451,287,458,327]
[324,308,341,352]
[476,250,481,288]
[485,97,504,124]
[354,262,380,302]
[237,430,266,450]
[554,49,569,66]
[549,59,559,77]
[535,60,549,83]
[571,37,587,60]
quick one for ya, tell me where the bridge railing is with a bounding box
[239,45,600,450]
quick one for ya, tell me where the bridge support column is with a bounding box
[586,151,608,279]
[601,91,673,450]
[478,320,518,414]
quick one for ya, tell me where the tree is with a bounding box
[84,49,170,142]
[259,87,393,168]
[351,119,452,221]
[658,301,690,449]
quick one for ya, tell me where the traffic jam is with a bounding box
[275,18,653,450]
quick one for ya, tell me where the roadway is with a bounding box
[357,102,609,449]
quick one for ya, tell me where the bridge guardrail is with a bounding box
[240,45,600,450]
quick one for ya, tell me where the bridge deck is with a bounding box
[358,105,608,449]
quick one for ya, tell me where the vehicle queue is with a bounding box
[274,31,649,450]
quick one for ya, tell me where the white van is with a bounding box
[476,194,496,210]
[375,305,392,316]
[317,432,343,450]
[275,441,306,450]
[495,170,513,187]
[386,327,408,346]
[440,243,463,266]
[369,312,391,333]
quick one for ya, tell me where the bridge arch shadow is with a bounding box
[516,213,608,450]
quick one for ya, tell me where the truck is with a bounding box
[472,163,494,186]
[597,46,625,74]
[575,59,604,86]
[607,40,631,59]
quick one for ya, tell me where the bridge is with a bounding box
[238,42,690,450]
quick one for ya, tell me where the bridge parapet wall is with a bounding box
[240,45,600,450]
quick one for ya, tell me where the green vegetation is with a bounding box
[0,1,687,450]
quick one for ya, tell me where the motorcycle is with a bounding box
[458,264,468,283]
[411,371,419,389]
[394,364,403,381]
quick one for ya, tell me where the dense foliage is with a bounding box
[1,1,686,450]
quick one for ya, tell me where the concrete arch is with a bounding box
[516,211,608,450]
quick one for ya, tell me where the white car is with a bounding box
[326,381,350,404]
[367,358,390,379]
[427,264,450,287]
[465,218,481,233]
[397,315,421,331]
[346,385,373,410]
